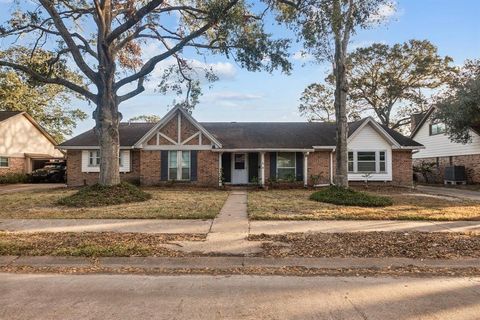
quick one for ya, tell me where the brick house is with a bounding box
[411,106,480,183]
[59,106,423,187]
[0,111,64,175]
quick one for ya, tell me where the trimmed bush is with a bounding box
[0,173,30,184]
[57,182,152,207]
[310,186,393,207]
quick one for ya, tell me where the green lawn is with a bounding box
[248,188,480,221]
[0,188,229,219]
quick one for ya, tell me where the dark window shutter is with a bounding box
[160,151,168,181]
[191,150,197,181]
[270,152,277,180]
[296,152,304,181]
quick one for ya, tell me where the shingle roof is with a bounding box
[60,118,422,149]
[58,122,156,148]
[0,111,22,122]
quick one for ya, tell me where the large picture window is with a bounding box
[0,157,9,167]
[168,151,191,180]
[348,151,387,173]
[276,152,296,180]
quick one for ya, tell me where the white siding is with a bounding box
[348,123,393,181]
[412,119,480,159]
[81,150,131,173]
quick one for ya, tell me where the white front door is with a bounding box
[232,153,248,184]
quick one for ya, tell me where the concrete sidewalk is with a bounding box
[250,220,480,234]
[0,219,212,234]
[2,255,480,270]
[2,218,478,234]
[417,185,480,201]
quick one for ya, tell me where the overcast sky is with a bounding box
[0,0,479,137]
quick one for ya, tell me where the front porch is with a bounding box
[217,151,323,187]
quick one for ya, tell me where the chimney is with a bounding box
[410,113,424,134]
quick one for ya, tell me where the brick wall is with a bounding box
[139,150,161,185]
[66,150,141,186]
[0,157,25,175]
[197,151,219,186]
[392,150,413,187]
[307,151,331,185]
[413,154,480,184]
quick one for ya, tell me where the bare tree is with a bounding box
[275,0,395,187]
[0,0,291,185]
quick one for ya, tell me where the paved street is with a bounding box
[1,273,479,320]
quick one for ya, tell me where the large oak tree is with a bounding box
[0,0,291,185]
[275,0,395,187]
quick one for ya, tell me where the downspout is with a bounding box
[330,151,334,185]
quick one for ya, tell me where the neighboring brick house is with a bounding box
[411,106,480,184]
[59,106,423,187]
[0,111,64,175]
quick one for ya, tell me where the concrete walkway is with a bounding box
[251,220,480,235]
[1,273,479,320]
[168,190,263,255]
[418,185,480,201]
[0,219,212,234]
[0,183,66,194]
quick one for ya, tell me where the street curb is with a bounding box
[2,256,479,270]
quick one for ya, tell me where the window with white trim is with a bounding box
[430,122,446,136]
[88,151,100,167]
[0,157,9,168]
[276,152,296,180]
[168,151,191,180]
[348,151,387,173]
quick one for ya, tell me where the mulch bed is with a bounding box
[249,232,480,259]
[0,232,205,257]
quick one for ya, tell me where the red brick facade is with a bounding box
[413,154,480,184]
[392,150,413,187]
[66,150,141,186]
[0,157,25,175]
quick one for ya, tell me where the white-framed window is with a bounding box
[88,150,100,167]
[0,157,9,168]
[168,151,191,180]
[430,122,446,136]
[276,152,296,180]
[348,151,387,173]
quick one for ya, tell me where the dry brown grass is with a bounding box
[0,188,229,219]
[248,188,480,221]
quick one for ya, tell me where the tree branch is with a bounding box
[0,60,96,102]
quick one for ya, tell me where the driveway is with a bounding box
[1,273,479,320]
[0,183,66,195]
[417,185,480,201]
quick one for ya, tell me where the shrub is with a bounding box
[310,186,393,207]
[0,173,30,184]
[57,182,152,207]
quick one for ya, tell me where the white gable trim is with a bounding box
[134,106,222,148]
[349,117,401,148]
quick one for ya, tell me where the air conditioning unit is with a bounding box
[444,166,467,185]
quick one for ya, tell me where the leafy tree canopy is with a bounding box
[0,47,86,142]
[298,40,456,132]
[435,60,480,143]
[128,114,161,123]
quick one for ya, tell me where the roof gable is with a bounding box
[134,106,222,148]
[0,111,57,145]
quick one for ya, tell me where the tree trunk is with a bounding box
[333,45,349,188]
[94,94,121,186]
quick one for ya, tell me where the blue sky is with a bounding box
[1,0,479,137]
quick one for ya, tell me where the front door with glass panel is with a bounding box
[232,153,248,184]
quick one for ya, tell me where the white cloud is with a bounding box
[203,91,263,102]
[368,2,399,24]
[292,51,314,62]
